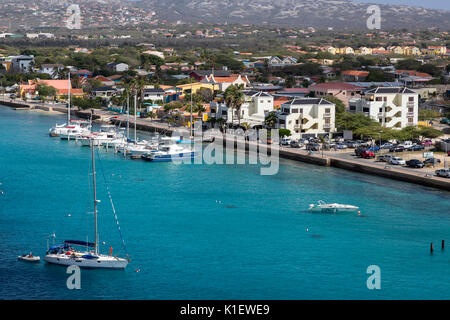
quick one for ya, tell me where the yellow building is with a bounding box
[174,82,216,95]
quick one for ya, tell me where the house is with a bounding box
[200,74,250,92]
[142,50,165,59]
[341,70,370,82]
[40,64,65,78]
[395,70,433,87]
[9,55,35,73]
[426,46,447,56]
[238,91,275,127]
[308,82,364,108]
[106,62,129,73]
[275,88,309,99]
[72,69,93,79]
[91,86,118,99]
[267,56,298,68]
[143,88,165,102]
[348,87,418,129]
[189,69,231,81]
[358,47,373,55]
[94,75,115,86]
[276,98,336,139]
[19,79,83,98]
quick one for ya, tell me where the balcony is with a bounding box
[378,112,384,118]
[407,102,415,107]
[323,113,331,118]
[407,112,415,117]
[323,124,331,129]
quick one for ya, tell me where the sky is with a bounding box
[354,0,450,10]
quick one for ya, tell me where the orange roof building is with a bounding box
[20,80,84,98]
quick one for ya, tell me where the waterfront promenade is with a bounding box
[2,99,450,191]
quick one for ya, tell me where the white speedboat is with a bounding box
[18,254,40,262]
[142,144,198,162]
[309,200,359,213]
[44,142,129,269]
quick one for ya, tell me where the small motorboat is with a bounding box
[18,253,40,263]
[309,200,359,213]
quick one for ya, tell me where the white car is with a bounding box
[435,169,450,178]
[389,157,406,165]
[378,154,394,162]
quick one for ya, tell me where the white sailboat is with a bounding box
[44,141,129,269]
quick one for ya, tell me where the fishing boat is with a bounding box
[18,253,40,263]
[309,200,359,213]
[44,141,129,269]
[142,144,198,162]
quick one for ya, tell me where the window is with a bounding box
[349,105,356,111]
[363,107,370,113]
[408,97,414,102]
[292,108,298,113]
[325,108,330,113]
[383,97,387,101]
[376,97,383,101]
[299,108,303,114]
[408,107,413,112]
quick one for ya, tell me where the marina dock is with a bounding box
[2,100,450,192]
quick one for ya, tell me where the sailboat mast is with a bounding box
[190,77,193,138]
[91,141,98,255]
[68,72,71,123]
[134,92,137,143]
[126,94,130,140]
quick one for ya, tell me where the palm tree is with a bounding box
[264,112,278,129]
[223,85,236,125]
[233,86,245,126]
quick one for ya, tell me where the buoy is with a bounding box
[442,240,445,250]
[135,268,140,273]
[306,228,309,232]
[431,242,434,254]
[67,213,71,217]
[357,211,361,215]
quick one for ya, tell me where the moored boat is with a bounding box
[18,253,40,262]
[309,200,359,213]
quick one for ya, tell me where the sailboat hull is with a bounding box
[44,254,128,269]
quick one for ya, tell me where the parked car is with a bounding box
[440,118,450,125]
[408,144,425,151]
[354,147,367,157]
[421,140,433,146]
[280,138,291,146]
[345,141,360,148]
[290,140,301,148]
[366,146,380,152]
[306,143,320,151]
[9,93,16,99]
[389,146,405,152]
[435,168,450,178]
[380,143,394,149]
[424,158,441,166]
[406,159,424,168]
[377,154,394,162]
[389,157,406,165]
[360,150,375,159]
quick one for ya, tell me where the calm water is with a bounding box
[1,106,450,300]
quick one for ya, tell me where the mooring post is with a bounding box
[431,242,434,254]
[442,240,445,250]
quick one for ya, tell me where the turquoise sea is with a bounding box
[1,106,450,299]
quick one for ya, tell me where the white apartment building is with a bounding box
[348,87,418,129]
[209,91,274,128]
[277,98,336,139]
